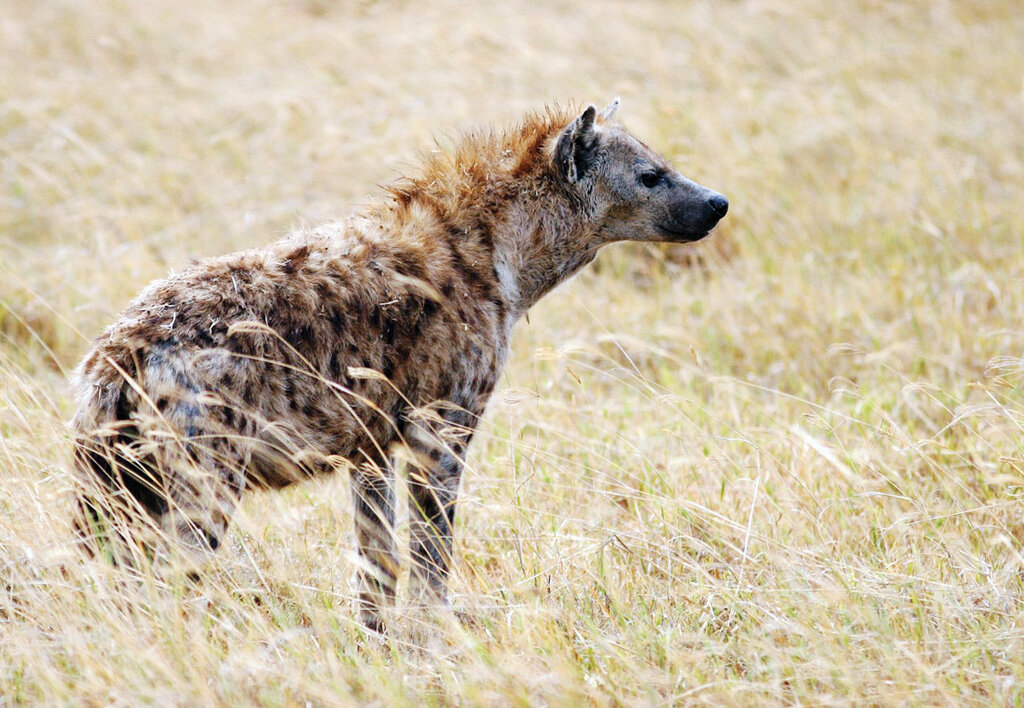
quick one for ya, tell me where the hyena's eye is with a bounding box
[639,170,663,189]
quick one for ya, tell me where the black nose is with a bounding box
[708,195,729,218]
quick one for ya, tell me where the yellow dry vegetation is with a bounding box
[1,0,1023,703]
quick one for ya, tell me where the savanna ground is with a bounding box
[2,0,1024,704]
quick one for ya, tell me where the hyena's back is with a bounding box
[71,224,504,556]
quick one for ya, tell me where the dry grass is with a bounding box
[3,0,1024,703]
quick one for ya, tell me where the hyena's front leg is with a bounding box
[408,449,464,603]
[406,409,477,605]
[350,455,398,632]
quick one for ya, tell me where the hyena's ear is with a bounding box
[555,104,599,183]
[598,97,621,121]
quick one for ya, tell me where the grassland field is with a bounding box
[1,0,1024,704]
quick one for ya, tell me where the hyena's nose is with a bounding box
[707,194,729,218]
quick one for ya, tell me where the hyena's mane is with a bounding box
[381,104,582,212]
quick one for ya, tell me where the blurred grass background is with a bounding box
[1,0,1023,703]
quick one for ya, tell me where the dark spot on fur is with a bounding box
[286,243,309,266]
[282,244,311,275]
[421,298,440,320]
[393,253,427,282]
[486,291,507,317]
[328,307,347,332]
[288,325,313,349]
[382,319,396,346]
[192,328,215,348]
[348,298,366,319]
[471,215,494,249]
[368,307,382,330]
[445,243,483,288]
[380,356,395,380]
[444,224,463,243]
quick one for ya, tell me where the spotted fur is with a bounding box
[70,100,728,631]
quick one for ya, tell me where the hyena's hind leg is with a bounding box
[73,413,248,570]
[350,453,399,633]
[154,447,246,565]
[72,433,173,568]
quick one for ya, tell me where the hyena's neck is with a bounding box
[487,181,601,318]
[394,170,601,321]
[381,113,602,320]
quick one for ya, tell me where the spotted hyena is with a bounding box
[71,99,728,631]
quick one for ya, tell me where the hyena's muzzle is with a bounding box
[656,174,729,242]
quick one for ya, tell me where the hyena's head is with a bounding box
[553,99,728,243]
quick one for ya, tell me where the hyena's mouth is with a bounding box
[655,224,712,242]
